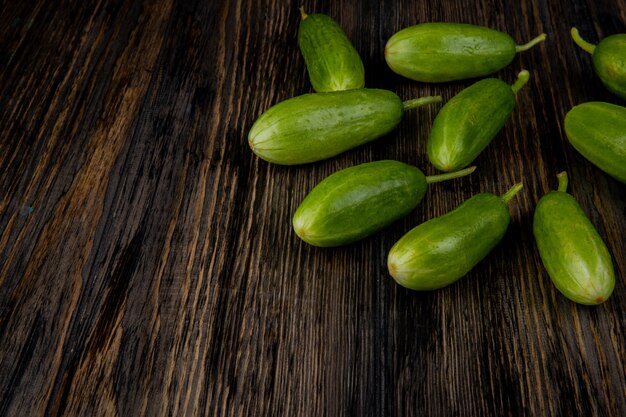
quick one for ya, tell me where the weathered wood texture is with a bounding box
[1,0,625,416]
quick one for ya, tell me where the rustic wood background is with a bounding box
[1,0,625,416]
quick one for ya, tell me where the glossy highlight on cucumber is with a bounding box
[388,183,523,290]
[248,89,442,165]
[427,70,530,172]
[298,8,365,92]
[385,23,545,82]
[292,161,476,247]
[533,172,615,305]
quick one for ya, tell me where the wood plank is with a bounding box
[0,0,624,416]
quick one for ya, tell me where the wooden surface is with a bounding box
[1,0,625,416]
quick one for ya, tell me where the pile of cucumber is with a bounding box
[248,8,625,305]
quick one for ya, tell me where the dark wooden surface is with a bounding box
[1,0,625,416]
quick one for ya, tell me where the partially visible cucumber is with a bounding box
[564,101,626,184]
[571,28,626,100]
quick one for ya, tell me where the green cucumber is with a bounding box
[533,172,615,305]
[385,23,545,82]
[571,28,626,100]
[292,161,475,247]
[388,183,523,290]
[427,70,530,172]
[564,101,626,184]
[248,89,441,165]
[298,8,365,92]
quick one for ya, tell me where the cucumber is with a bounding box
[427,70,530,172]
[571,28,626,100]
[248,89,441,165]
[298,8,365,92]
[533,172,615,305]
[385,23,545,82]
[388,183,523,290]
[292,161,475,247]
[564,101,626,184]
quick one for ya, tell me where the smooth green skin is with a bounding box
[298,13,365,92]
[564,102,626,184]
[533,185,615,305]
[427,78,515,171]
[385,23,516,82]
[593,35,626,100]
[388,193,510,290]
[248,89,403,165]
[293,161,427,247]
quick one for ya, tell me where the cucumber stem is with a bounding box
[402,95,443,111]
[425,166,476,184]
[510,70,530,94]
[501,182,524,204]
[570,28,596,54]
[556,171,568,192]
[515,33,547,52]
[300,6,308,20]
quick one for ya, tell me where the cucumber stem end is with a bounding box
[570,28,596,54]
[402,95,443,111]
[426,166,476,184]
[556,171,569,192]
[515,33,547,52]
[501,182,524,204]
[511,70,530,94]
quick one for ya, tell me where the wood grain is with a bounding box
[1,0,625,416]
